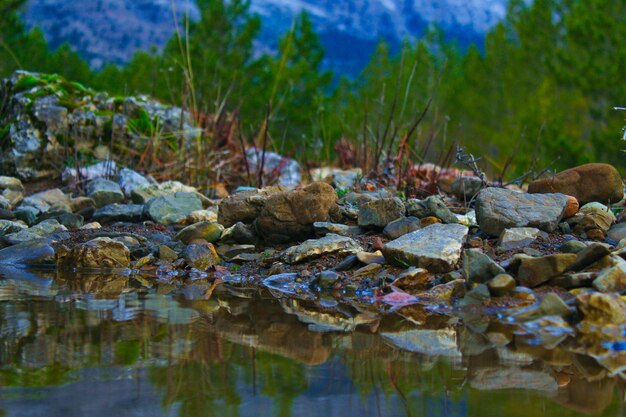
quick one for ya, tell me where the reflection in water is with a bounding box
[0,270,624,417]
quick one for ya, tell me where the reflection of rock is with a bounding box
[552,376,616,415]
[280,298,378,332]
[469,366,558,391]
[381,328,461,359]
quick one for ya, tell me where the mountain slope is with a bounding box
[24,0,509,74]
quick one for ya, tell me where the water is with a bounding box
[0,267,624,417]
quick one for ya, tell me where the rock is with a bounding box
[420,216,441,227]
[174,221,223,244]
[0,208,14,220]
[332,254,359,272]
[563,196,579,218]
[381,328,461,358]
[528,163,623,204]
[358,197,405,228]
[567,243,611,272]
[497,227,541,251]
[451,176,483,200]
[513,293,572,321]
[117,168,151,197]
[313,222,364,237]
[516,253,578,288]
[131,180,198,204]
[20,188,70,214]
[593,263,626,293]
[462,249,505,284]
[0,176,24,192]
[559,240,587,253]
[391,268,432,292]
[92,203,145,223]
[356,251,385,265]
[70,197,96,213]
[282,234,362,264]
[1,188,23,209]
[2,219,67,245]
[246,148,301,188]
[57,237,130,268]
[0,238,55,265]
[383,216,420,239]
[86,178,125,208]
[549,272,596,289]
[185,209,218,224]
[145,192,203,225]
[458,283,490,307]
[256,182,338,243]
[0,220,27,236]
[608,222,626,242]
[487,274,516,297]
[220,222,257,245]
[182,241,220,271]
[475,187,569,236]
[158,245,178,262]
[406,196,458,224]
[353,263,382,278]
[13,206,37,225]
[470,367,558,392]
[577,292,626,325]
[317,270,340,288]
[37,210,84,228]
[383,223,469,273]
[218,188,273,227]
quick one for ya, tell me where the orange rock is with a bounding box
[563,195,579,218]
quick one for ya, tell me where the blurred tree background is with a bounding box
[1,0,625,177]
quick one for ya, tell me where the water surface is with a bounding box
[0,267,624,417]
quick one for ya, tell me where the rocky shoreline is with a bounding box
[1,161,626,364]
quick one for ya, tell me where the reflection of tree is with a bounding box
[255,352,308,417]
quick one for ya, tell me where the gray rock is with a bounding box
[20,188,69,214]
[517,253,578,288]
[475,187,569,236]
[131,181,198,204]
[451,176,483,200]
[86,178,125,208]
[37,210,84,228]
[358,197,405,228]
[318,270,340,288]
[0,220,27,236]
[608,222,626,243]
[559,239,587,253]
[0,238,56,265]
[2,219,67,245]
[117,168,151,197]
[383,216,420,239]
[145,192,203,225]
[282,234,363,264]
[1,188,23,209]
[219,222,257,245]
[470,367,558,392]
[406,196,458,224]
[13,206,38,225]
[313,221,364,237]
[458,283,490,307]
[381,328,460,358]
[330,168,361,191]
[0,176,24,192]
[497,227,541,251]
[383,223,469,272]
[92,203,145,223]
[462,249,505,284]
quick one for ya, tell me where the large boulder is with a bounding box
[528,163,623,204]
[217,187,281,227]
[382,223,469,273]
[255,182,338,243]
[475,187,569,236]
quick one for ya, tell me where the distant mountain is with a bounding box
[24,0,509,75]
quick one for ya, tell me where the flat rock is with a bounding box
[498,227,541,251]
[256,182,338,243]
[313,222,364,237]
[475,187,569,236]
[20,188,70,214]
[282,234,362,264]
[517,253,578,288]
[86,178,125,208]
[92,204,145,223]
[358,197,405,228]
[131,180,198,204]
[383,223,469,273]
[593,263,626,293]
[528,163,623,205]
[2,219,67,245]
[145,192,203,225]
[0,238,55,265]
[470,367,558,392]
